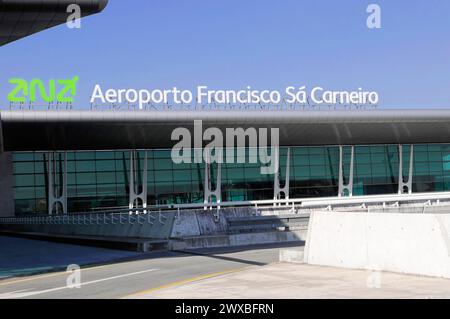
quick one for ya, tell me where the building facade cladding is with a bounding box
[11,144,450,215]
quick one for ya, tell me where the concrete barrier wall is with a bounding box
[304,211,450,278]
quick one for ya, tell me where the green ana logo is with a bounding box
[7,76,79,103]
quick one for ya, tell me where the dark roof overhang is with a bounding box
[0,0,108,46]
[1,109,450,152]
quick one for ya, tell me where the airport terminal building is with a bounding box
[1,109,450,218]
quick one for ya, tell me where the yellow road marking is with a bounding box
[123,267,246,299]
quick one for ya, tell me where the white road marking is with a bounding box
[0,268,159,299]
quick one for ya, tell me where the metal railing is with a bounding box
[169,191,450,211]
[0,209,168,226]
[2,191,450,226]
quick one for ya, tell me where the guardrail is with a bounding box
[60,191,450,214]
[0,210,168,226]
[169,191,450,211]
[2,191,450,226]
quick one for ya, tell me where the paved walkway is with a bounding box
[131,262,450,299]
[0,236,140,279]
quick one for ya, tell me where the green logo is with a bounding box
[7,76,79,103]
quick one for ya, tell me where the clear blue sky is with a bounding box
[1,0,449,109]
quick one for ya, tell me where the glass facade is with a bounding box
[12,144,450,215]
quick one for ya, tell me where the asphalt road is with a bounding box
[0,243,297,299]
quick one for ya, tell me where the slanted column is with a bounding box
[47,152,67,215]
[129,150,148,213]
[273,147,290,204]
[338,146,354,197]
[204,160,221,210]
[398,145,414,194]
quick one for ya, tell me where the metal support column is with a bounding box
[204,161,221,210]
[398,145,414,194]
[274,147,290,204]
[129,150,148,213]
[338,146,354,197]
[47,152,67,215]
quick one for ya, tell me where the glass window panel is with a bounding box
[34,161,45,173]
[76,172,96,184]
[355,164,372,177]
[153,150,171,158]
[428,152,442,162]
[75,152,95,160]
[155,181,174,193]
[414,145,428,152]
[35,187,45,198]
[76,161,96,172]
[309,166,327,178]
[309,155,325,165]
[308,147,325,155]
[427,145,442,152]
[95,151,115,160]
[154,158,173,170]
[173,170,192,182]
[96,160,116,172]
[371,165,387,177]
[75,185,98,196]
[96,184,118,196]
[34,174,46,186]
[244,167,262,180]
[67,185,77,197]
[97,172,116,184]
[355,153,371,164]
[67,161,76,173]
[369,146,385,154]
[370,153,386,163]
[415,152,429,162]
[13,153,35,161]
[292,147,309,156]
[154,170,174,182]
[356,146,371,154]
[15,175,35,187]
[14,162,34,174]
[67,173,76,185]
[293,155,309,166]
[15,199,36,214]
[14,187,35,200]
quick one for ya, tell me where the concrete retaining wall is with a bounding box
[304,211,450,278]
[170,206,296,238]
[171,208,250,238]
[171,230,307,250]
[1,206,304,249]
